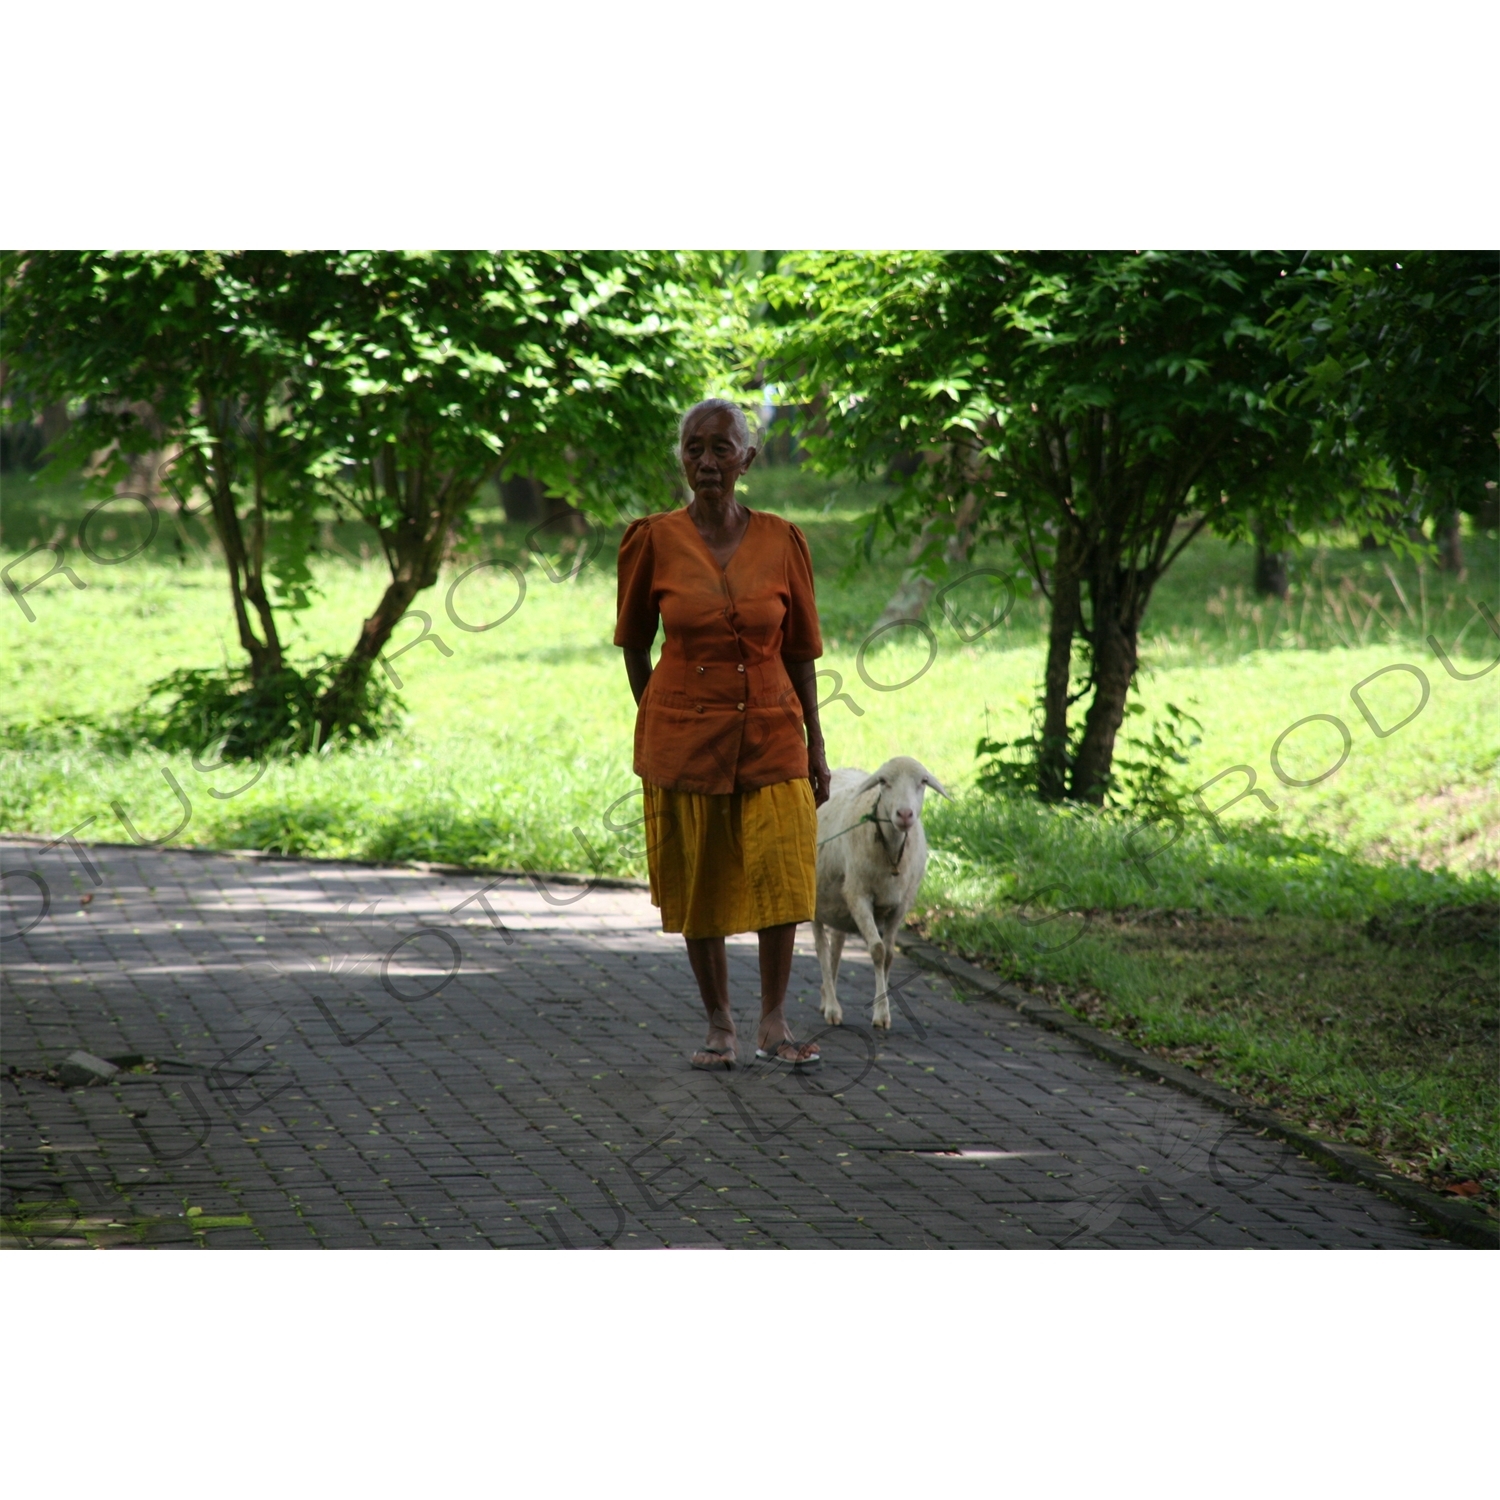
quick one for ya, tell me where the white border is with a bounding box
[2,1,1496,246]
[4,1252,1496,1493]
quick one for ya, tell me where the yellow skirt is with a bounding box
[643,778,817,939]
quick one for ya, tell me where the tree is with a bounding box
[1273,251,1499,576]
[1252,517,1290,599]
[270,252,730,739]
[2,250,731,747]
[2,252,308,683]
[763,251,1376,803]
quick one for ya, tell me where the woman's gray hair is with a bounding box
[677,398,755,456]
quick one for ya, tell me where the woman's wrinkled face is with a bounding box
[681,409,755,503]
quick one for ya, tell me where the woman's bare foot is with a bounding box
[756,1005,820,1064]
[692,1008,738,1069]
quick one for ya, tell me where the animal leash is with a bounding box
[817,809,910,872]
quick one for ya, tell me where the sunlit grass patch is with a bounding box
[2,465,1496,878]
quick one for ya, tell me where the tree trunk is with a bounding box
[1477,483,1500,532]
[541,488,589,536]
[1253,525,1289,598]
[1070,615,1138,804]
[1037,526,1081,802]
[316,572,429,736]
[886,450,922,484]
[503,473,588,535]
[1070,559,1145,805]
[499,474,542,523]
[200,397,283,682]
[39,400,70,450]
[1434,510,1464,575]
[315,468,477,741]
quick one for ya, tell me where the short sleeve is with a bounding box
[780,522,823,661]
[613,517,660,649]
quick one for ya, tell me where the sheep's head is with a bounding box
[856,756,951,841]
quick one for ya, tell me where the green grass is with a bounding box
[3,462,1497,1201]
[910,793,1498,1193]
[3,464,1496,876]
[914,898,1497,1195]
[920,792,1491,924]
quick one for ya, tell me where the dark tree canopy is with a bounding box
[1274,250,1499,517]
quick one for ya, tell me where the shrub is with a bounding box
[138,657,404,761]
[975,699,1203,820]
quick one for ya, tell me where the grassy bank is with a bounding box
[912,793,1498,1197]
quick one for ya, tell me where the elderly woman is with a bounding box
[615,398,831,1069]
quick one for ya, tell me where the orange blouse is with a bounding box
[614,507,824,794]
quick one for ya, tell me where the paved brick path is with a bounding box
[1,839,1450,1249]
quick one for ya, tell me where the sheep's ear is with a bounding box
[921,772,953,801]
[855,773,887,795]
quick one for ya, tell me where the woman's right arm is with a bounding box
[615,519,657,706]
[623,648,653,705]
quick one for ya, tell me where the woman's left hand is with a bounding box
[808,740,832,807]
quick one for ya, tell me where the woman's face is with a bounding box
[681,409,755,504]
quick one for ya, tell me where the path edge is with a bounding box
[897,932,1498,1251]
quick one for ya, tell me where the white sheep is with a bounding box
[812,756,950,1030]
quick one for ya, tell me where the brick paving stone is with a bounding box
[1,840,1459,1249]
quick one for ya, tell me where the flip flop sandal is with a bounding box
[691,1047,736,1071]
[755,1041,821,1068]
